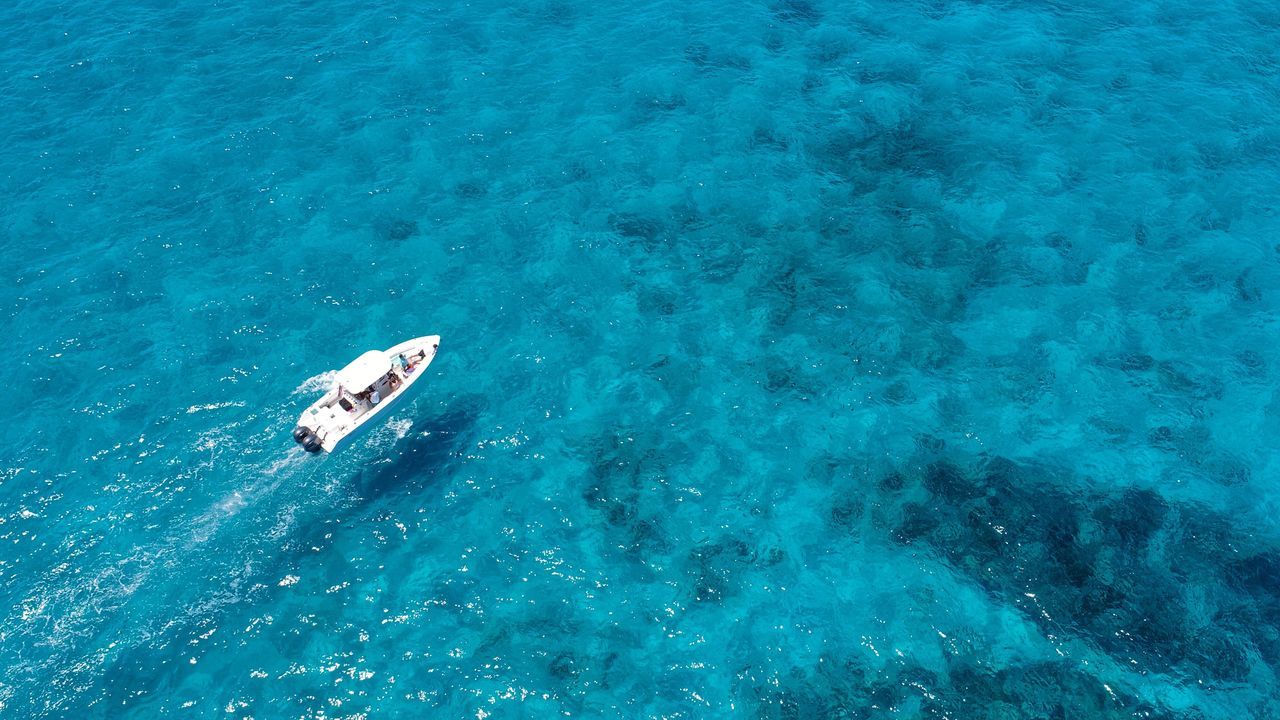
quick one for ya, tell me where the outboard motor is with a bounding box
[302,433,323,453]
[293,425,323,453]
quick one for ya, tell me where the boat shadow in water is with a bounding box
[349,394,485,502]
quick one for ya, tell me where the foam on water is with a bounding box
[292,370,339,397]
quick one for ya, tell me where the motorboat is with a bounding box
[292,335,440,453]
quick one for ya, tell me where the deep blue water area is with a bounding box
[3,0,1280,716]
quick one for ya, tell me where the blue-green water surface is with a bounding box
[3,0,1280,716]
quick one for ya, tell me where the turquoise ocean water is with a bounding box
[3,0,1279,716]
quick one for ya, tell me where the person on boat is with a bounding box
[399,353,414,374]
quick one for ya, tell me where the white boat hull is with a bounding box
[293,335,440,453]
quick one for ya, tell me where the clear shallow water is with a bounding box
[2,0,1279,716]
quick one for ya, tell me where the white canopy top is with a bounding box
[335,351,391,391]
